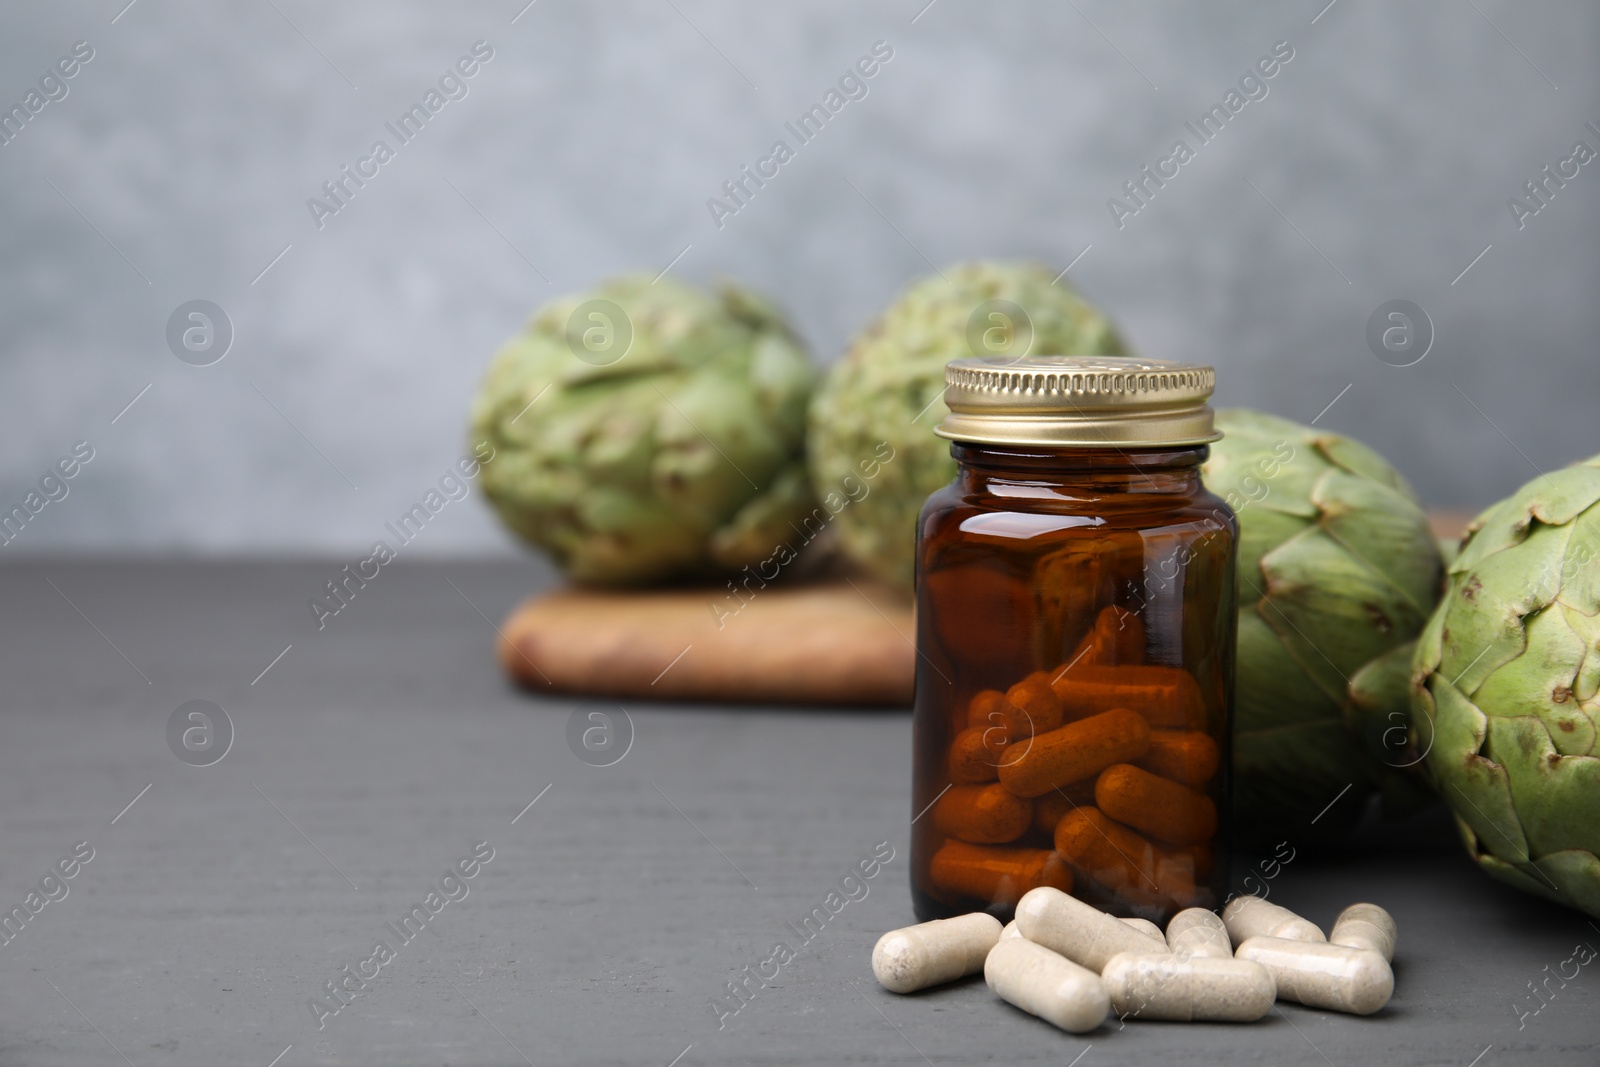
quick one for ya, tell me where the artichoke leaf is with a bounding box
[675,371,793,476]
[747,333,817,425]
[1233,609,1343,731]
[1256,525,1422,688]
[1317,431,1417,498]
[1451,520,1572,678]
[1232,505,1311,584]
[651,387,778,520]
[708,464,818,571]
[1453,465,1600,574]
[1450,496,1527,575]
[1568,605,1600,707]
[1411,582,1448,682]
[1346,639,1418,763]
[1203,414,1321,520]
[579,403,656,482]
[1425,675,1530,862]
[1435,613,1524,707]
[1558,501,1600,616]
[559,347,679,386]
[1473,604,1594,756]
[1527,850,1600,917]
[1489,709,1600,859]
[1475,850,1571,907]
[1314,471,1442,615]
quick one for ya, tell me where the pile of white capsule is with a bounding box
[871,889,1396,1033]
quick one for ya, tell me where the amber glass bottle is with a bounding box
[911,356,1237,925]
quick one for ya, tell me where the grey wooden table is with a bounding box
[0,561,1594,1066]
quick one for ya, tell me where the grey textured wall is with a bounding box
[1,1,1596,555]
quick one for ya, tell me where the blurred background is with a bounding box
[1,0,1596,555]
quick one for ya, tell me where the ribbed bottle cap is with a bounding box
[934,355,1220,448]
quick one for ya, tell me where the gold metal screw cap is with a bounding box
[934,355,1220,448]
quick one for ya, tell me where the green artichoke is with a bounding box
[1202,410,1444,841]
[471,275,818,585]
[1412,454,1600,917]
[807,261,1127,592]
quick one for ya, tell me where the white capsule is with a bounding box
[1330,902,1396,962]
[1000,920,1023,941]
[1014,887,1167,972]
[1103,952,1277,1022]
[1165,907,1232,959]
[1236,935,1394,1015]
[872,913,1002,993]
[985,937,1110,1033]
[1121,917,1167,944]
[1222,895,1325,946]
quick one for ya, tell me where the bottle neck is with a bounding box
[951,443,1208,500]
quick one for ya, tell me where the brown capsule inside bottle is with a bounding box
[911,443,1236,925]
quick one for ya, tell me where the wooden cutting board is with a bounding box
[498,575,916,705]
[499,512,1471,706]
